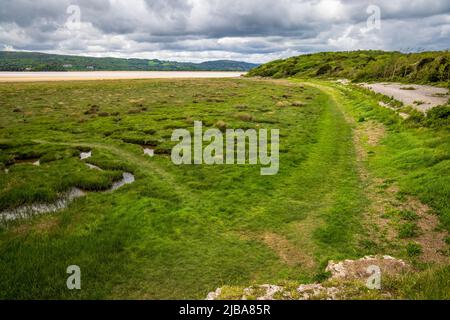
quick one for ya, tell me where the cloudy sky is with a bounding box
[0,0,449,63]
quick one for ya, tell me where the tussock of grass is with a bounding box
[384,266,450,299]
[215,120,228,131]
[398,222,419,238]
[234,113,254,122]
[276,101,290,107]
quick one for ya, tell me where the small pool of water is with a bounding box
[0,172,136,222]
[0,188,85,222]
[1,148,137,222]
[144,148,155,157]
[80,151,92,160]
[85,163,102,170]
[110,173,135,191]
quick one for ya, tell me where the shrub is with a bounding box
[426,105,450,128]
[247,51,450,84]
[316,64,332,76]
[405,110,426,126]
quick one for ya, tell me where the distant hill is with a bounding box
[247,50,450,85]
[0,51,259,72]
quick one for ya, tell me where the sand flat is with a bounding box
[0,71,245,82]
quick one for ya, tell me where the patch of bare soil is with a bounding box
[352,121,396,241]
[261,232,315,269]
[400,197,448,264]
[234,229,316,271]
[357,120,386,149]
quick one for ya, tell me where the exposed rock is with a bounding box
[242,284,289,300]
[205,255,411,300]
[297,284,339,300]
[254,285,284,300]
[326,255,409,281]
[206,288,222,300]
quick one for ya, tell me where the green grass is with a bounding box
[0,78,448,299]
[406,242,422,257]
[384,266,450,299]
[316,80,450,232]
[398,222,419,239]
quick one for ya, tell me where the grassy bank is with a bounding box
[247,51,450,87]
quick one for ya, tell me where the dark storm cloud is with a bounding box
[0,0,449,63]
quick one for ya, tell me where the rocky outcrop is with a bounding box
[206,255,410,300]
[325,255,409,281]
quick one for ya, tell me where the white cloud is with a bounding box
[0,0,449,63]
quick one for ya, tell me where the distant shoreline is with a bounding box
[0,71,246,82]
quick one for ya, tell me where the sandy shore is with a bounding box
[0,71,245,82]
[361,83,449,112]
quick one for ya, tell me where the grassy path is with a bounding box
[306,80,449,263]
